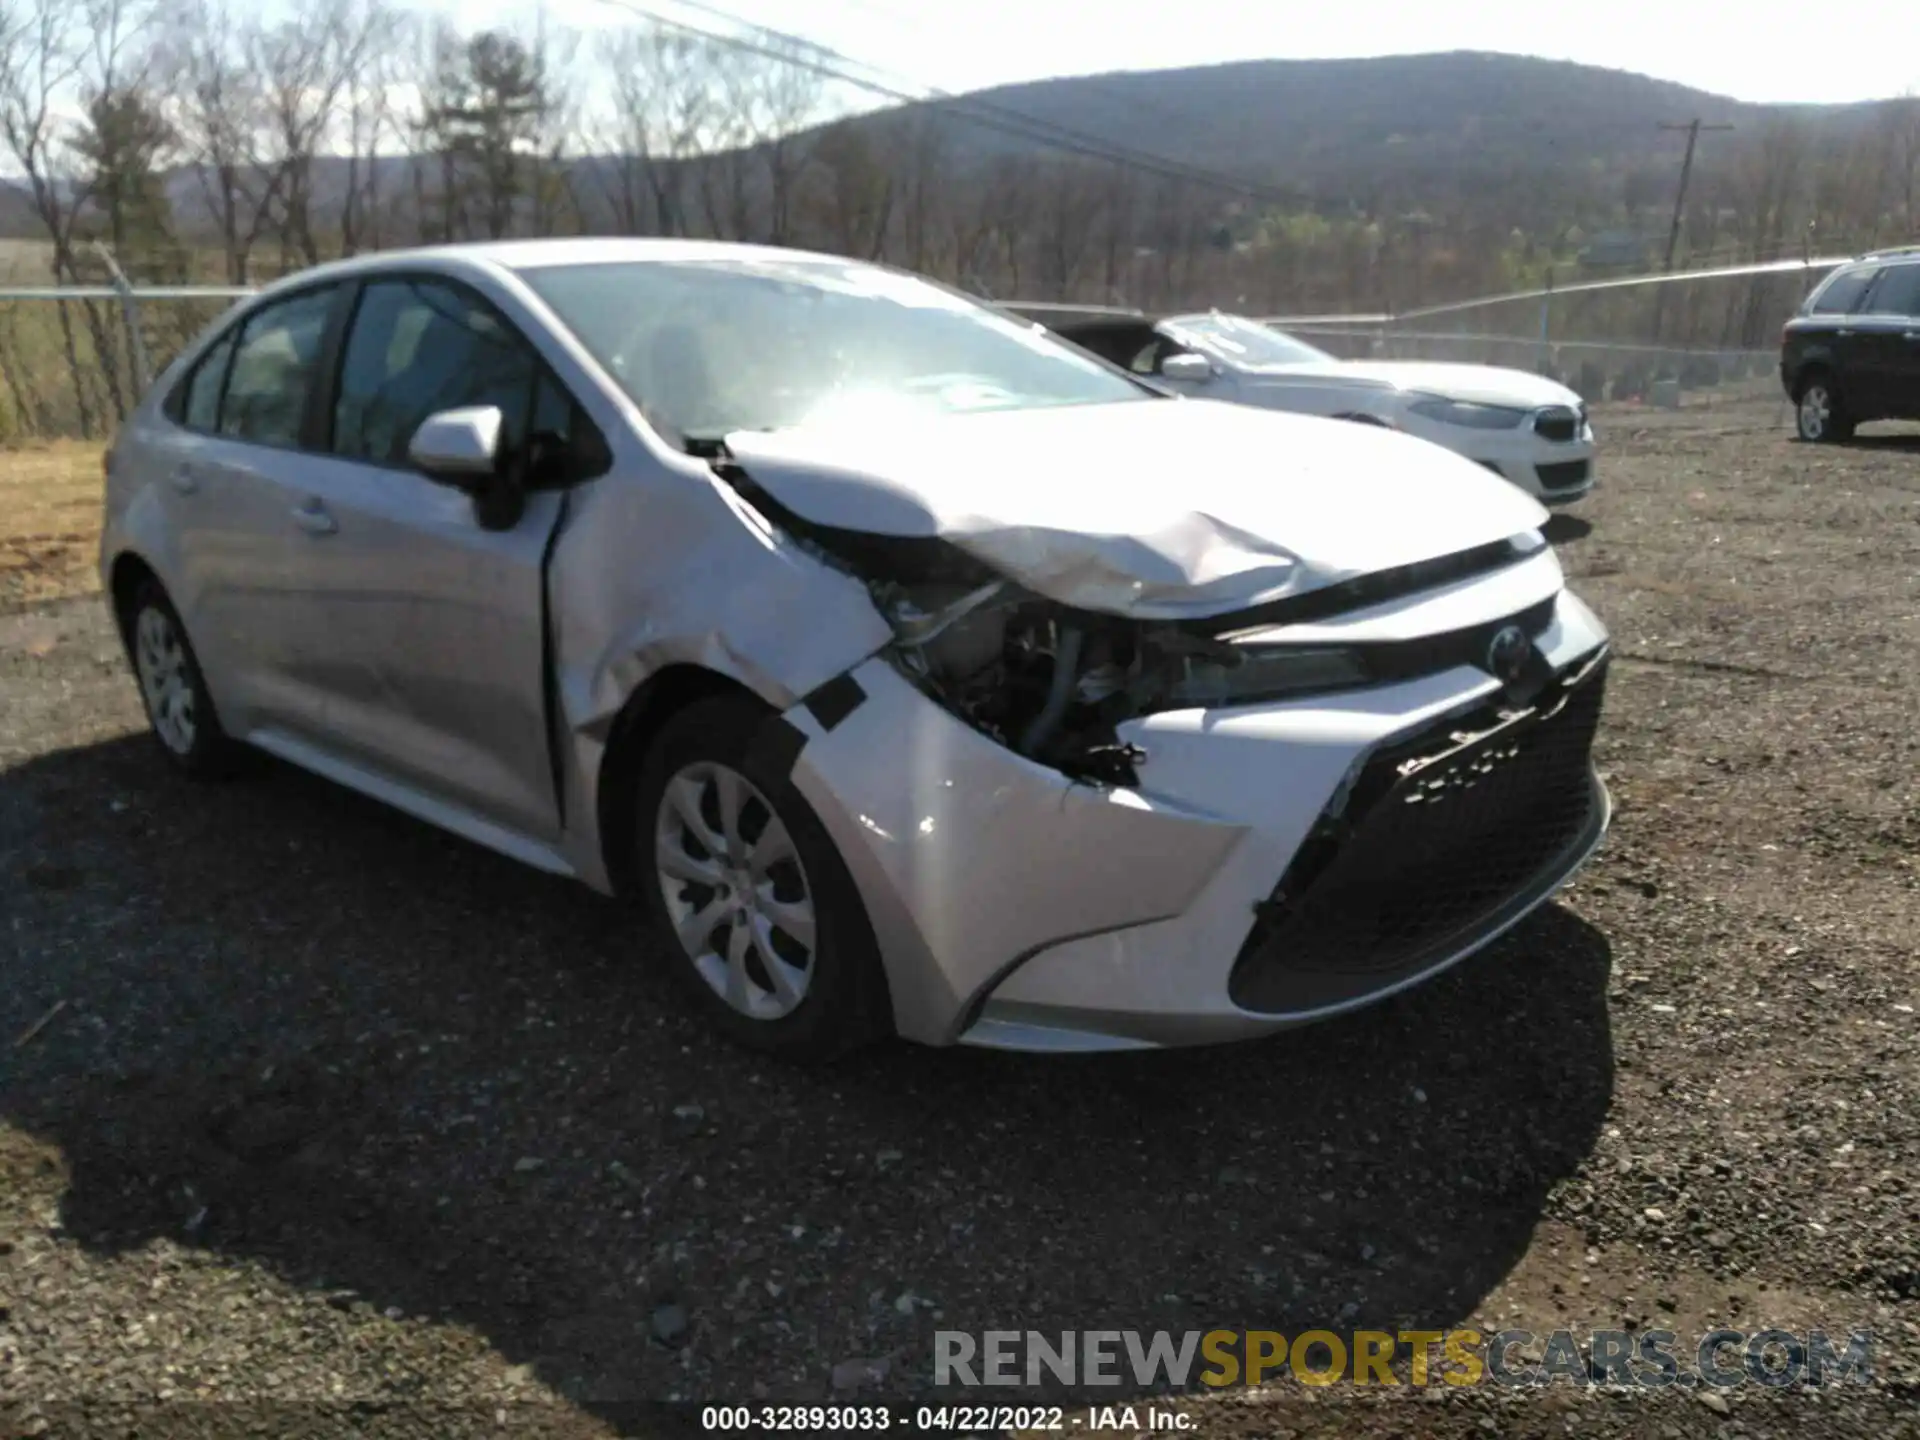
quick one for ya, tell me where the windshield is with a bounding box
[1164,313,1334,368]
[521,258,1149,445]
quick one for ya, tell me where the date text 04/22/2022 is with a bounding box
[698,1405,1195,1431]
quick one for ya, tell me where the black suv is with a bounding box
[1780,248,1920,442]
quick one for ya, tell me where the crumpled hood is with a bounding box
[724,398,1549,619]
[1282,360,1582,409]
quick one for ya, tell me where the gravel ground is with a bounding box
[3,390,1918,1439]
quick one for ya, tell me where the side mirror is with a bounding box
[408,405,524,531]
[409,406,504,486]
[1159,351,1215,384]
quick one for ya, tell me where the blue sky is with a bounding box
[422,0,1919,107]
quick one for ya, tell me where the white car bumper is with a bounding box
[781,581,1611,1052]
[1398,413,1597,505]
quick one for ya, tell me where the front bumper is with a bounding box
[1400,415,1596,504]
[782,576,1611,1052]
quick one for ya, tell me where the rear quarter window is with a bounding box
[1865,263,1920,318]
[1803,266,1878,316]
[177,332,236,432]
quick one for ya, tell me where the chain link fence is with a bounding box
[0,250,1880,441]
[0,282,253,442]
[1265,255,1858,405]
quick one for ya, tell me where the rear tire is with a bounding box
[631,695,891,1061]
[125,579,240,778]
[1794,373,1854,443]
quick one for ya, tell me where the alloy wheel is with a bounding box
[653,760,818,1021]
[134,604,197,755]
[1798,384,1831,441]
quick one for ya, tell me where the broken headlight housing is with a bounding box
[1164,644,1368,708]
[870,577,1377,786]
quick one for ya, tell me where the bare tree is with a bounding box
[1888,94,1920,240]
[894,110,948,276]
[731,36,827,246]
[337,0,410,256]
[252,0,391,270]
[692,42,759,241]
[160,0,263,281]
[807,118,893,260]
[586,25,712,236]
[1035,159,1102,298]
[523,14,583,238]
[0,0,165,430]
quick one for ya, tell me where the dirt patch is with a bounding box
[0,442,104,611]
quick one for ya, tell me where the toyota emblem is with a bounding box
[1485,624,1531,683]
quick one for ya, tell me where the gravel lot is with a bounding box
[3,390,1918,1439]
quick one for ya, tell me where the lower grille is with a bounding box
[1229,655,1608,1014]
[1537,459,1592,490]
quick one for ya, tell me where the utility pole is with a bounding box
[1651,118,1734,346]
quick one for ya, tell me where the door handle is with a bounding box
[291,499,337,536]
[168,465,198,495]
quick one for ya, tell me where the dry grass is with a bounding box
[0,441,104,609]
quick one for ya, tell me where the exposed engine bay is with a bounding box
[707,447,1546,788]
[869,578,1256,785]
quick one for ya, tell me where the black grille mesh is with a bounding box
[1537,459,1592,490]
[1230,658,1607,1014]
[1534,407,1580,442]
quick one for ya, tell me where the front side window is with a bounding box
[220,287,336,447]
[520,258,1149,448]
[1804,266,1878,316]
[332,278,543,465]
[1164,314,1334,368]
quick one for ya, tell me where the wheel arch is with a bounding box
[1792,360,1835,399]
[594,663,774,897]
[107,549,162,642]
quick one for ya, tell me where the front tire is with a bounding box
[126,579,239,777]
[1795,374,1854,443]
[631,695,890,1061]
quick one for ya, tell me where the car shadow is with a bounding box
[1844,431,1920,453]
[2,733,1616,1416]
[1540,513,1593,544]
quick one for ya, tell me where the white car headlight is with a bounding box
[1407,396,1530,430]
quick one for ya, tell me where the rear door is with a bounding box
[143,283,346,738]
[1856,264,1920,420]
[265,274,578,842]
[1790,264,1878,402]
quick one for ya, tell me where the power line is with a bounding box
[799,0,1228,138]
[590,0,1302,207]
[650,0,1297,199]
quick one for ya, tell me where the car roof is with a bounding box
[1848,247,1920,267]
[246,237,870,301]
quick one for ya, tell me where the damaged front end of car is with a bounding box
[700,440,1547,788]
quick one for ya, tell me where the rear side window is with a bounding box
[1866,264,1920,318]
[1804,266,1878,316]
[179,332,236,432]
[331,278,541,466]
[220,287,337,447]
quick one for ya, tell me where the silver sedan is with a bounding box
[102,239,1611,1059]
